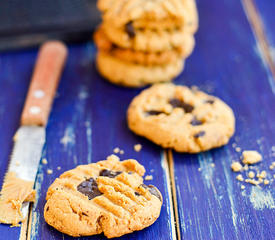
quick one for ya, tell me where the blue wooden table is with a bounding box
[0,0,274,239]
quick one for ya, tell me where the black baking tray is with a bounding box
[0,0,100,51]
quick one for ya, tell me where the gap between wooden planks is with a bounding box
[242,0,275,80]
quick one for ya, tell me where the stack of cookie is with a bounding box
[94,0,198,87]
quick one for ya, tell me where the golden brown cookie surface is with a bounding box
[44,155,162,238]
[94,27,194,65]
[96,51,184,87]
[127,84,235,153]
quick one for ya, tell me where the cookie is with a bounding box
[44,155,162,238]
[94,27,194,65]
[124,0,198,34]
[102,23,193,52]
[96,51,184,87]
[127,84,235,153]
[98,0,190,27]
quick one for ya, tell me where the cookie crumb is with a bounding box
[264,179,270,185]
[134,144,142,152]
[245,179,259,185]
[198,168,201,171]
[258,170,267,179]
[210,163,215,168]
[235,147,241,152]
[57,166,61,170]
[113,147,120,154]
[145,175,153,180]
[236,174,244,181]
[242,151,262,165]
[42,158,48,165]
[231,162,242,172]
[243,164,249,171]
[120,150,124,155]
[273,174,275,179]
[47,169,53,175]
[248,171,255,179]
[15,161,20,166]
[241,185,245,189]
[269,162,275,170]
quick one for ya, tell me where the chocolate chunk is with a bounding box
[169,98,194,113]
[190,117,203,126]
[205,99,215,104]
[141,184,162,201]
[82,212,88,216]
[99,169,122,178]
[125,21,135,38]
[77,178,103,200]
[134,191,141,196]
[194,131,205,138]
[46,206,49,211]
[146,110,165,116]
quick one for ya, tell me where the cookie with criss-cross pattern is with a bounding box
[44,155,162,238]
[127,84,235,153]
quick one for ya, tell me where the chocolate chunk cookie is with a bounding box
[44,155,162,238]
[94,27,194,65]
[127,84,235,153]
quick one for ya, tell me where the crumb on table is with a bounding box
[134,144,142,152]
[248,171,255,179]
[236,174,244,181]
[231,162,243,172]
[113,147,120,154]
[145,175,153,180]
[42,158,48,165]
[57,166,61,170]
[242,150,262,165]
[47,169,53,174]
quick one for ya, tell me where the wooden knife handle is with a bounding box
[21,41,68,126]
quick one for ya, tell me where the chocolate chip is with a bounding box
[205,99,215,104]
[194,131,205,138]
[99,169,122,178]
[46,206,49,211]
[77,178,103,200]
[141,184,162,201]
[125,21,135,38]
[128,171,133,175]
[190,117,203,126]
[82,212,88,216]
[169,98,194,113]
[146,110,165,116]
[134,191,141,196]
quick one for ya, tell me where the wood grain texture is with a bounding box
[172,0,275,239]
[254,0,275,66]
[21,41,68,126]
[27,45,176,240]
[242,0,275,82]
[0,50,36,240]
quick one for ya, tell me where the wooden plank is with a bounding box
[0,50,36,239]
[172,0,275,239]
[27,45,176,240]
[242,0,275,80]
[254,0,275,61]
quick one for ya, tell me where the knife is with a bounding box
[0,41,67,228]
